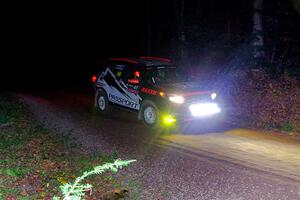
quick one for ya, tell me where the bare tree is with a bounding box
[253,0,265,66]
[146,0,152,56]
[174,0,187,64]
[290,0,300,13]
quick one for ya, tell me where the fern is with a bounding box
[53,159,136,200]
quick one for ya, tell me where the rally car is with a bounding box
[92,56,221,128]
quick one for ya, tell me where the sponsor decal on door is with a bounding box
[96,68,141,110]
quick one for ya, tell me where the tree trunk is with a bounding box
[179,0,186,62]
[146,0,152,56]
[174,0,187,65]
[226,19,231,44]
[253,0,264,67]
[290,0,300,13]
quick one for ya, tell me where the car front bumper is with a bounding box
[163,101,222,122]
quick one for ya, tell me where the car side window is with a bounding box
[122,64,140,84]
[110,62,125,79]
[144,68,155,85]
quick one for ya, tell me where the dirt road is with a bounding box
[18,89,300,200]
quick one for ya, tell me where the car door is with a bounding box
[104,62,141,110]
[122,64,141,110]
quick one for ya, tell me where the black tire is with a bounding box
[140,100,161,129]
[97,90,111,114]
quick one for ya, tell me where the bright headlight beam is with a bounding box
[189,103,220,117]
[169,95,184,104]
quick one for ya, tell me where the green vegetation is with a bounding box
[0,95,22,125]
[0,93,136,199]
[53,159,135,200]
[227,72,300,136]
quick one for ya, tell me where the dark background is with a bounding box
[2,0,299,90]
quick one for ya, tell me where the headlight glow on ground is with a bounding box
[189,103,220,117]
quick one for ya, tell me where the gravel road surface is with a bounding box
[18,90,300,200]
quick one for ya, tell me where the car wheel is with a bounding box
[140,101,160,129]
[97,91,111,114]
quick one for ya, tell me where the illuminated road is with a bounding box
[158,129,300,181]
[18,90,300,200]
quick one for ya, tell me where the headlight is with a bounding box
[169,95,184,104]
[211,93,217,100]
[189,103,220,117]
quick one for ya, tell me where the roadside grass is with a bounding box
[112,178,142,200]
[0,95,22,125]
[0,93,132,199]
[266,122,300,136]
[280,123,295,133]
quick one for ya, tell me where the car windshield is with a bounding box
[145,65,186,85]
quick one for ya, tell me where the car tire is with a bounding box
[140,100,161,129]
[97,90,111,114]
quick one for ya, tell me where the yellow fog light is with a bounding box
[162,115,176,125]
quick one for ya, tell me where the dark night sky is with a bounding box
[4,1,150,89]
[2,0,299,90]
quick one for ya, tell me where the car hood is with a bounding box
[159,81,213,96]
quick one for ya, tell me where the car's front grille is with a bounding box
[185,94,211,104]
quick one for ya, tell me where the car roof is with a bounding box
[109,56,172,67]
